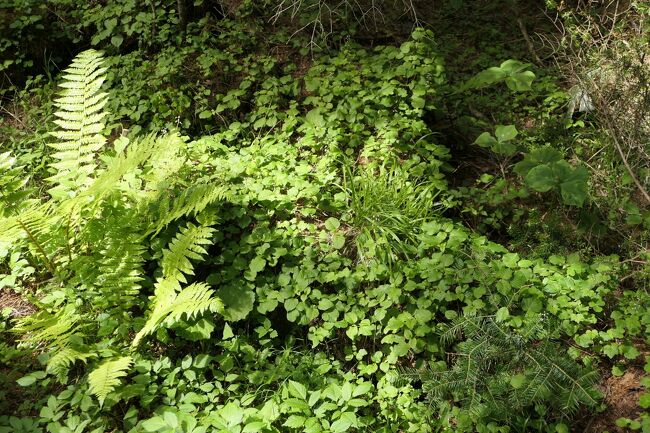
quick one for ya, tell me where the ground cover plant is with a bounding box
[0,1,649,432]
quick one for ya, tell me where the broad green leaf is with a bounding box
[332,233,345,249]
[16,375,37,386]
[353,382,373,397]
[305,109,325,128]
[622,345,640,360]
[220,403,243,426]
[243,422,268,432]
[288,380,308,400]
[513,159,538,177]
[505,71,536,91]
[550,160,573,181]
[141,416,168,432]
[249,257,266,273]
[111,35,123,48]
[493,141,517,156]
[471,67,506,87]
[525,164,556,192]
[510,373,526,388]
[559,178,588,206]
[331,412,357,432]
[177,318,214,341]
[216,285,255,321]
[495,125,518,142]
[499,59,528,73]
[162,411,178,429]
[495,307,510,322]
[223,323,234,339]
[284,415,306,428]
[324,217,340,231]
[639,393,650,409]
[193,354,211,368]
[556,423,570,433]
[530,148,563,164]
[341,382,353,401]
[602,344,620,359]
[412,96,426,109]
[474,132,497,148]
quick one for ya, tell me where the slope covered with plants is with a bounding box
[1,1,648,432]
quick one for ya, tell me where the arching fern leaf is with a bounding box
[146,183,228,236]
[132,280,222,348]
[161,217,216,284]
[47,347,96,376]
[88,356,133,406]
[0,152,31,217]
[15,306,81,350]
[48,49,108,199]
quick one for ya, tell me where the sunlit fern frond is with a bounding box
[88,356,133,406]
[47,346,96,376]
[48,49,108,199]
[80,134,160,202]
[161,217,216,284]
[0,152,31,217]
[94,214,146,309]
[146,183,228,236]
[131,279,223,348]
[8,204,66,276]
[15,306,81,349]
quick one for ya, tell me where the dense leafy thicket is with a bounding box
[1,1,649,433]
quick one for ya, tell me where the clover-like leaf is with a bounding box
[249,256,266,274]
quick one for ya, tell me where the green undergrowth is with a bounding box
[1,1,649,432]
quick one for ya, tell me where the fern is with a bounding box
[146,183,228,235]
[0,152,31,217]
[14,306,81,350]
[4,204,66,277]
[80,134,161,201]
[64,204,147,310]
[6,49,230,411]
[94,228,145,308]
[161,217,216,284]
[88,356,133,406]
[13,306,92,375]
[47,347,96,376]
[132,280,223,348]
[48,49,108,199]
